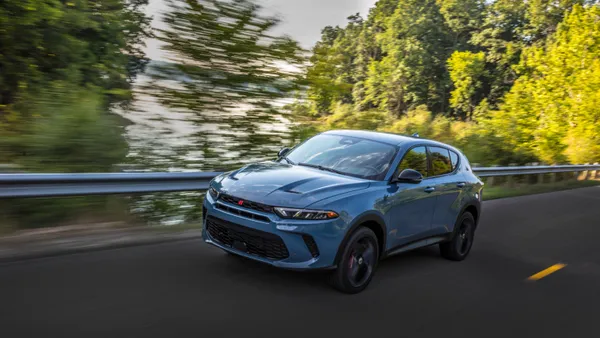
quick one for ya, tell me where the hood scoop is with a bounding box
[217,161,370,208]
[278,177,318,195]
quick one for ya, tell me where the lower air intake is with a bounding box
[206,216,289,260]
[302,235,320,258]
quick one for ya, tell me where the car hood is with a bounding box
[214,162,370,209]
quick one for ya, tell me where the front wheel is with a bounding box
[329,227,379,294]
[440,212,475,261]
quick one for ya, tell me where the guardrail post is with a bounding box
[581,163,590,180]
[487,164,497,186]
[574,166,582,181]
[550,164,557,184]
[506,163,517,188]
[594,163,599,180]
[536,163,545,184]
[530,162,543,184]
[569,165,578,181]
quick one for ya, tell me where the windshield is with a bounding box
[284,134,397,180]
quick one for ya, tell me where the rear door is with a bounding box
[427,147,465,236]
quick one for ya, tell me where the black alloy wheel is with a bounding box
[440,211,475,261]
[330,227,379,294]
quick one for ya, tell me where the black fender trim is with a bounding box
[333,213,387,266]
[448,202,481,239]
[460,201,481,227]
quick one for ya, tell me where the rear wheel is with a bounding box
[440,212,475,261]
[329,227,379,294]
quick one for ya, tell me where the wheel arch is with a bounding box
[464,204,479,227]
[456,201,480,231]
[333,213,387,266]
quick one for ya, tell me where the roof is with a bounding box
[322,129,418,146]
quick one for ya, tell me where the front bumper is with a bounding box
[202,194,344,270]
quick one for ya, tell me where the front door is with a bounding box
[385,146,437,250]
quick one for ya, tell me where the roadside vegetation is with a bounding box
[2,0,600,232]
[482,173,600,200]
[0,0,151,231]
[483,180,600,200]
[290,1,600,167]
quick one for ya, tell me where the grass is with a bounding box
[482,179,600,201]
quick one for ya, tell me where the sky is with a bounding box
[144,0,379,61]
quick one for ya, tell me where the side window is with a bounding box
[449,151,459,170]
[398,146,428,177]
[429,147,453,176]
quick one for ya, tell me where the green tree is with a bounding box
[437,0,485,50]
[306,26,349,115]
[0,0,150,162]
[352,0,400,109]
[363,0,454,115]
[448,51,487,120]
[18,85,128,172]
[470,0,528,106]
[0,0,150,113]
[0,1,150,230]
[490,5,600,164]
[524,0,593,41]
[148,0,305,171]
[307,15,365,115]
[470,0,595,108]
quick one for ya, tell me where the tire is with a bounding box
[440,212,475,261]
[329,227,379,294]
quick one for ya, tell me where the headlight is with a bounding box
[274,207,339,220]
[208,187,219,199]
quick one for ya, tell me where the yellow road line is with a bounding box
[527,264,567,281]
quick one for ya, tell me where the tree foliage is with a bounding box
[489,4,600,164]
[147,0,306,171]
[0,0,150,114]
[0,0,150,163]
[0,0,150,230]
[448,51,486,119]
[293,0,600,166]
[150,0,304,113]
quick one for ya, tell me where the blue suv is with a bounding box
[203,130,483,293]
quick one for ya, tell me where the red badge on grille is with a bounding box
[238,200,244,206]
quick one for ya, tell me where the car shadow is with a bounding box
[195,245,446,295]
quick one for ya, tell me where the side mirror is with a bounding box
[278,147,291,158]
[395,169,423,184]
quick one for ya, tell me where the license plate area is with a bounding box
[232,240,248,252]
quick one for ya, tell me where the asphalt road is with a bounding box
[2,187,600,338]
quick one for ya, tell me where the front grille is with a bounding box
[215,203,270,223]
[219,194,273,213]
[206,216,289,260]
[302,235,320,258]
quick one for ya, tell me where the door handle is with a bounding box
[424,187,436,193]
[456,182,466,189]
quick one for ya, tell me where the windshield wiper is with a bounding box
[298,163,345,175]
[282,157,295,165]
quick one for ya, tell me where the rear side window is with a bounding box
[429,147,453,176]
[398,146,428,177]
[449,151,459,170]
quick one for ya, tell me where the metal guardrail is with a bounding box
[0,165,598,198]
[473,164,600,177]
[0,172,218,198]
